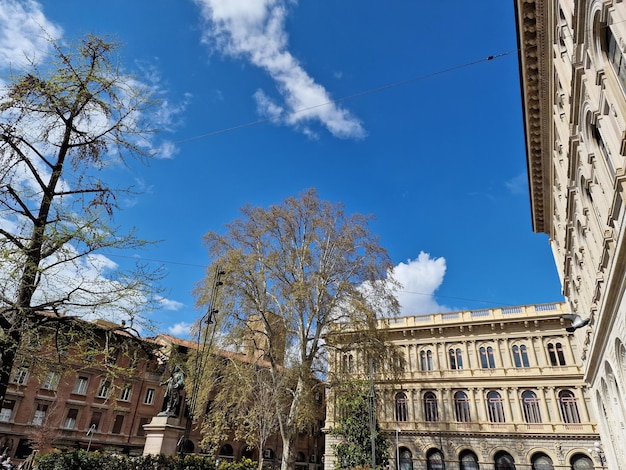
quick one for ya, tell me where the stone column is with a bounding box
[143,415,185,456]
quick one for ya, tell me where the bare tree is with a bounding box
[0,34,164,406]
[196,189,400,470]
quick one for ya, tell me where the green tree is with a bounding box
[330,380,389,469]
[0,35,164,406]
[196,189,400,470]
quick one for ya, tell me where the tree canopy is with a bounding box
[0,35,164,404]
[195,189,399,470]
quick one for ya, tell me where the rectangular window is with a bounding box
[32,403,48,426]
[0,400,16,422]
[73,376,89,395]
[111,414,124,434]
[64,408,79,429]
[12,367,29,385]
[144,388,155,405]
[120,384,132,402]
[96,380,111,398]
[42,371,60,391]
[136,417,150,437]
[89,411,102,431]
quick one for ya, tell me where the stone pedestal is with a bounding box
[142,415,184,456]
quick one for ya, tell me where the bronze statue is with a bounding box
[159,366,185,416]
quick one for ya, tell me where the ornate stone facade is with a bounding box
[324,303,600,469]
[516,1,626,467]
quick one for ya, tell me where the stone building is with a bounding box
[516,0,626,467]
[324,303,600,470]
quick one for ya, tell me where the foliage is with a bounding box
[34,450,257,470]
[195,189,399,470]
[193,352,284,470]
[0,34,164,405]
[330,380,389,469]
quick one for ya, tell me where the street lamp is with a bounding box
[588,441,605,468]
[86,424,96,452]
[396,429,400,470]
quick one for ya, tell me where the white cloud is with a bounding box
[168,321,192,337]
[194,0,365,139]
[0,0,62,70]
[505,172,528,195]
[158,297,185,311]
[392,252,450,315]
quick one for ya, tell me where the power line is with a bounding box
[104,251,546,309]
[173,51,515,144]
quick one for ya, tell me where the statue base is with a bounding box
[142,415,185,456]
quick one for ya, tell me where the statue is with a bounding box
[158,366,185,416]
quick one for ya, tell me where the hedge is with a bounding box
[34,450,257,470]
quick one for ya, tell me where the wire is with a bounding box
[172,51,515,144]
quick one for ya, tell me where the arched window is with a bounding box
[426,448,445,470]
[399,447,412,470]
[454,391,471,422]
[531,453,553,470]
[342,354,354,373]
[423,391,439,421]
[421,350,434,371]
[449,348,463,370]
[558,390,581,423]
[219,444,234,461]
[570,453,593,470]
[512,345,530,367]
[459,450,479,470]
[494,451,515,470]
[479,346,496,369]
[395,392,408,422]
[521,390,542,423]
[547,343,566,366]
[487,391,505,423]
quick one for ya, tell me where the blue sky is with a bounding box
[0,0,564,337]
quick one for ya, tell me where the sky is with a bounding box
[0,0,565,338]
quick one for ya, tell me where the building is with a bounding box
[0,316,166,459]
[0,316,324,469]
[324,303,600,470]
[516,0,626,467]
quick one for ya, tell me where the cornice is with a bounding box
[515,0,554,235]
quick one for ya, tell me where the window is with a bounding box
[89,411,102,431]
[41,371,60,391]
[0,400,16,422]
[459,450,479,470]
[423,392,439,422]
[512,345,530,368]
[64,408,78,429]
[449,348,463,370]
[111,414,124,434]
[12,367,29,385]
[558,390,581,423]
[96,380,111,398]
[73,376,89,395]
[144,388,155,405]
[494,451,516,470]
[420,350,433,371]
[395,392,408,422]
[399,448,413,470]
[137,417,150,437]
[427,449,445,470]
[454,391,471,422]
[547,342,566,366]
[522,390,542,423]
[570,454,593,470]
[487,391,505,423]
[531,453,554,470]
[607,26,626,94]
[479,346,496,369]
[120,384,132,402]
[32,403,48,426]
[342,354,354,373]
